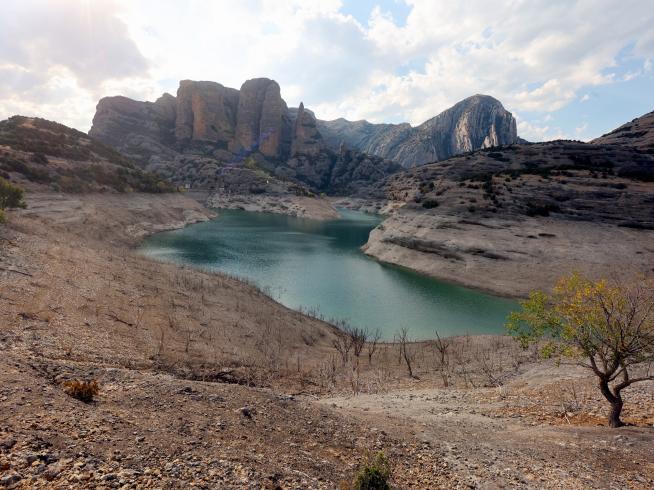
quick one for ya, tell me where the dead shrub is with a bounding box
[62,379,99,403]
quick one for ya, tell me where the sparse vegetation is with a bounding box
[0,177,26,222]
[0,116,175,193]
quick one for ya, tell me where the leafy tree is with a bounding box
[506,273,654,427]
[0,177,26,222]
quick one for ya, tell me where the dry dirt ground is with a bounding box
[0,192,451,488]
[0,191,653,488]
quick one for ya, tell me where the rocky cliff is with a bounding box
[318,95,519,167]
[89,78,399,196]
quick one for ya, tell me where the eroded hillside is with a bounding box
[0,116,172,194]
[361,117,654,296]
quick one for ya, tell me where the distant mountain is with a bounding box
[89,79,400,195]
[591,110,654,151]
[317,95,519,167]
[0,116,173,193]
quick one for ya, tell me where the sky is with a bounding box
[0,0,653,142]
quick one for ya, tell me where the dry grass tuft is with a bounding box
[62,379,99,403]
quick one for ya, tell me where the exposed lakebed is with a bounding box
[139,209,517,340]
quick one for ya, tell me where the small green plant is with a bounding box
[63,379,100,403]
[0,177,26,209]
[353,451,391,490]
[0,177,26,222]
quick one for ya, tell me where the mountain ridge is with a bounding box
[317,94,519,167]
[89,79,523,196]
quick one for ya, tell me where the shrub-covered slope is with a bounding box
[0,116,174,193]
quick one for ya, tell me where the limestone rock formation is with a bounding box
[90,93,176,151]
[291,102,323,156]
[317,95,519,167]
[89,78,401,194]
[233,78,290,158]
[174,80,239,145]
[88,81,521,194]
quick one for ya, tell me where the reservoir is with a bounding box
[139,209,518,340]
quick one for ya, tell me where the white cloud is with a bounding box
[0,0,148,129]
[515,114,569,142]
[575,122,589,138]
[0,0,653,137]
[580,94,591,102]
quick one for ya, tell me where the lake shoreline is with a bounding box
[204,192,341,220]
[139,207,517,340]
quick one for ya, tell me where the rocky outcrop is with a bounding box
[318,95,519,167]
[174,80,239,145]
[233,78,289,158]
[90,94,177,152]
[89,78,400,195]
[291,102,323,156]
[591,110,654,151]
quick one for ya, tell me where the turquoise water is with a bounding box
[139,209,517,340]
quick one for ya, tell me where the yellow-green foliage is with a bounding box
[506,272,654,361]
[507,272,654,427]
[353,452,391,490]
[244,156,258,170]
[63,379,100,403]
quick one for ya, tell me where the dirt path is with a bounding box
[320,381,654,488]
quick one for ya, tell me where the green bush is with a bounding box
[353,452,391,490]
[0,177,26,210]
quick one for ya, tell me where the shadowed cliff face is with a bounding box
[89,78,400,195]
[318,95,519,167]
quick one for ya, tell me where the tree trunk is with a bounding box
[599,379,625,428]
[608,399,625,428]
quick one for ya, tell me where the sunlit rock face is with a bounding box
[318,94,519,167]
[174,80,239,146]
